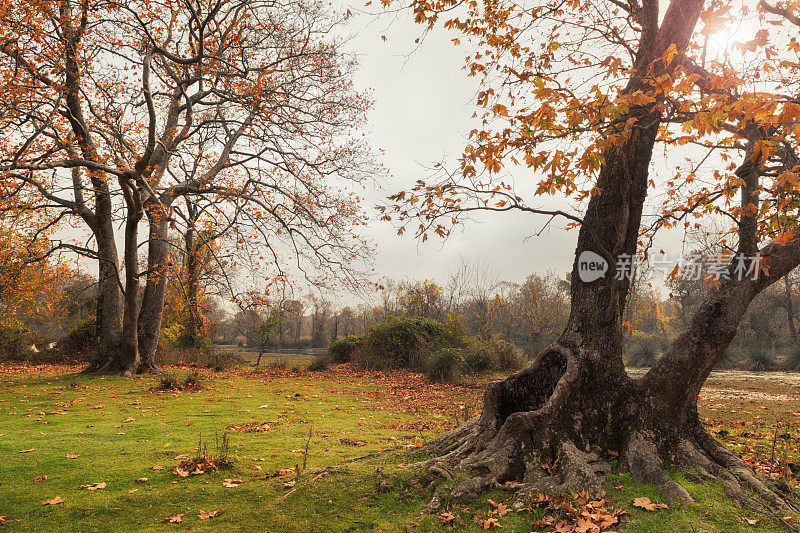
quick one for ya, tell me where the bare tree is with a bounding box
[0,0,377,374]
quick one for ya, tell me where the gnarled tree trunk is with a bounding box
[418,0,799,522]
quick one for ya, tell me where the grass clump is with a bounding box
[715,347,739,370]
[178,433,233,473]
[307,357,329,371]
[153,372,204,391]
[745,349,776,372]
[628,343,657,367]
[784,346,800,372]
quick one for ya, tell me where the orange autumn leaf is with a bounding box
[198,508,223,520]
[79,482,106,491]
[632,496,669,511]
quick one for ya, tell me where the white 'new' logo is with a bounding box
[577,250,608,282]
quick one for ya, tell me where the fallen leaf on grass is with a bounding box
[173,468,189,477]
[746,518,761,525]
[79,482,106,490]
[136,477,148,483]
[41,496,65,505]
[33,475,47,482]
[440,511,456,524]
[632,497,668,511]
[531,516,554,529]
[481,517,502,529]
[198,508,223,519]
[173,454,188,460]
[128,489,138,494]
[487,499,511,517]
[66,454,80,459]
[163,514,183,523]
[18,449,34,453]
[151,465,164,471]
[223,478,243,488]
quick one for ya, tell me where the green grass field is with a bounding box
[0,363,791,531]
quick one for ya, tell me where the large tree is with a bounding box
[385,0,800,517]
[0,0,376,374]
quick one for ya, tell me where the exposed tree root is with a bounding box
[415,344,799,530]
[623,430,693,504]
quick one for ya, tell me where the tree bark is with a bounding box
[137,199,172,373]
[786,276,796,340]
[183,207,204,346]
[84,222,124,374]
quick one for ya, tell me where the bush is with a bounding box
[784,346,800,372]
[628,343,657,367]
[745,349,775,372]
[207,350,239,372]
[335,317,524,378]
[162,323,211,350]
[463,342,497,372]
[0,317,29,359]
[181,372,203,391]
[715,347,739,370]
[352,316,462,370]
[60,316,97,355]
[307,357,329,372]
[328,335,364,364]
[485,338,523,371]
[155,374,182,391]
[428,348,464,382]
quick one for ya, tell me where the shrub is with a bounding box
[338,317,524,377]
[745,349,775,372]
[715,347,739,370]
[627,343,657,367]
[328,335,364,364]
[207,350,239,372]
[60,316,96,355]
[428,348,464,382]
[307,357,329,372]
[485,338,523,371]
[0,317,29,359]
[353,316,462,370]
[464,342,497,372]
[161,323,212,350]
[784,346,800,372]
[155,374,182,391]
[182,372,203,391]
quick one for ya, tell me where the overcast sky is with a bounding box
[336,12,582,306]
[327,7,722,308]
